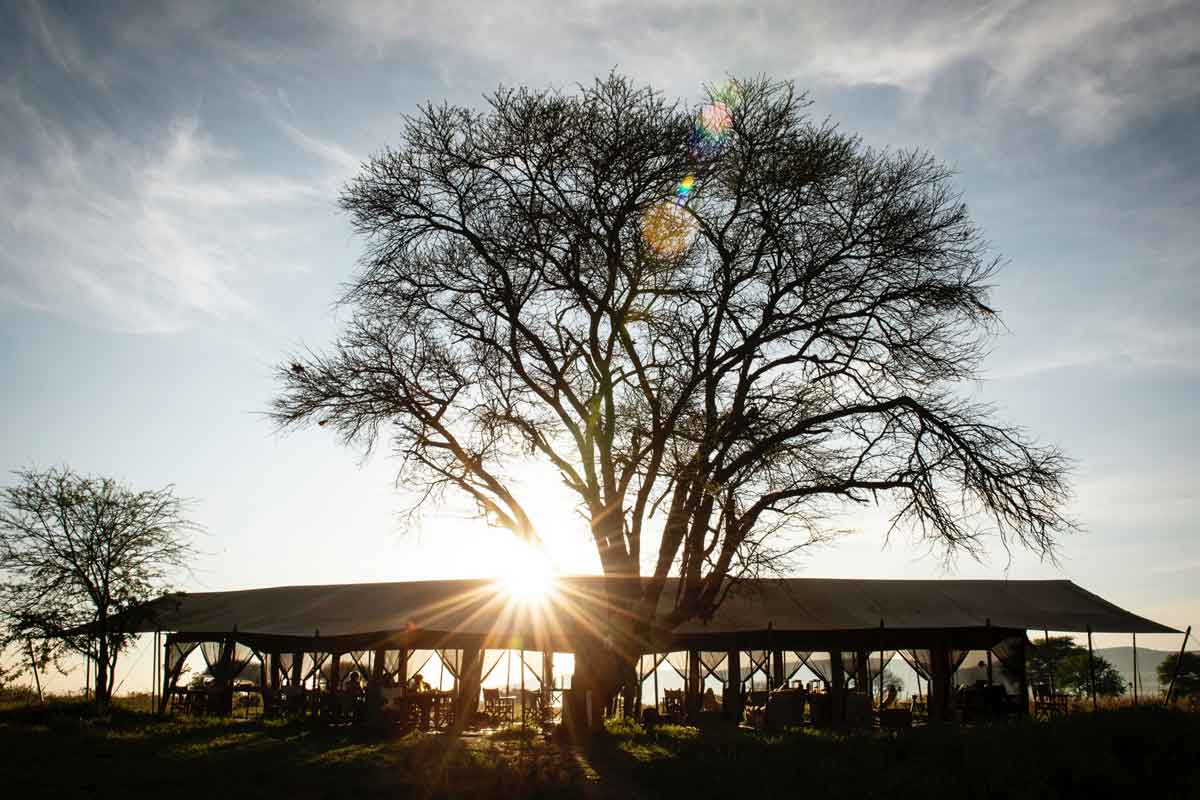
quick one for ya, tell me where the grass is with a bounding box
[1,696,1198,799]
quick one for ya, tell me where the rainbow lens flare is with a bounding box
[676,175,696,201]
[690,81,742,158]
[698,102,732,138]
[642,200,698,255]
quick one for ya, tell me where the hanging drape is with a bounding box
[665,652,690,681]
[200,641,257,684]
[699,652,728,684]
[903,649,971,680]
[165,642,198,678]
[807,656,832,684]
[303,652,329,683]
[866,651,896,682]
[783,651,813,683]
[200,642,222,672]
[743,650,769,683]
[480,650,507,683]
[520,651,543,687]
[347,650,370,674]
[990,636,1026,676]
[437,649,463,679]
[232,644,257,684]
[407,649,436,681]
[899,650,931,679]
[639,653,667,683]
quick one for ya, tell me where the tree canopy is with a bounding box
[1029,636,1125,698]
[1158,650,1200,699]
[0,467,198,705]
[273,74,1074,647]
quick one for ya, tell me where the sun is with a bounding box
[500,542,557,602]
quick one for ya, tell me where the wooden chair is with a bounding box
[520,689,544,726]
[483,687,514,725]
[662,689,686,723]
[1032,684,1070,717]
[744,690,770,729]
[431,691,457,730]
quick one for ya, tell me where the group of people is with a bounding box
[335,670,436,695]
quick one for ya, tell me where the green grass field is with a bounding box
[2,699,1198,799]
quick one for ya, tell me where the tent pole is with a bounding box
[829,648,845,728]
[878,619,885,706]
[985,618,993,686]
[1132,633,1138,705]
[150,632,156,712]
[1044,629,1055,697]
[1165,625,1192,705]
[26,639,43,704]
[1087,625,1097,712]
[653,653,660,714]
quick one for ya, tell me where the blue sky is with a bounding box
[2,1,1198,690]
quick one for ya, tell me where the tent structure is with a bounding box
[93,577,1174,726]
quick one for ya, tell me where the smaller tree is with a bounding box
[0,467,198,707]
[1029,636,1125,698]
[1157,651,1200,700]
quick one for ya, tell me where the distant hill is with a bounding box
[1094,646,1199,695]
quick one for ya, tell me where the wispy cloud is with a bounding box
[319,0,1199,145]
[0,84,321,332]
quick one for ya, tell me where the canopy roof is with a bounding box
[105,577,1176,651]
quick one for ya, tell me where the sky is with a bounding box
[1,0,1198,692]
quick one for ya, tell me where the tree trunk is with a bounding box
[571,642,638,733]
[95,632,110,710]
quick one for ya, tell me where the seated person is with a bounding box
[702,687,720,711]
[407,672,431,693]
[880,684,898,709]
[345,670,364,696]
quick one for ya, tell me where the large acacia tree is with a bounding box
[274,75,1072,691]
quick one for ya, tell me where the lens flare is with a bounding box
[676,175,696,201]
[690,81,742,159]
[642,200,697,255]
[699,102,731,138]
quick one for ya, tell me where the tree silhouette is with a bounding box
[1029,636,1125,697]
[273,74,1074,699]
[1158,651,1200,700]
[0,467,198,707]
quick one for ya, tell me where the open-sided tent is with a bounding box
[89,577,1173,722]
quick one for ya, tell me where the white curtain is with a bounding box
[807,656,832,684]
[302,653,329,683]
[199,641,256,683]
[520,651,544,687]
[743,650,769,686]
[165,642,197,678]
[700,652,728,684]
[347,650,370,673]
[783,651,813,684]
[639,653,667,682]
[904,649,971,680]
[480,650,507,683]
[665,652,690,681]
[407,649,436,681]
[437,649,463,679]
